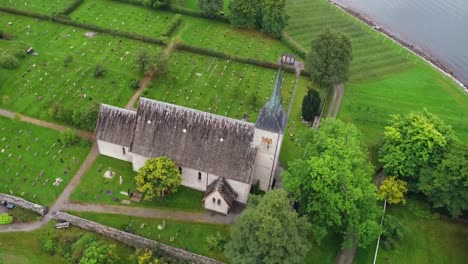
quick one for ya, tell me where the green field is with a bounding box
[0,222,134,264]
[355,199,468,264]
[71,211,230,262]
[173,0,231,12]
[0,116,90,206]
[143,51,300,120]
[70,0,292,62]
[0,0,73,14]
[71,155,205,211]
[0,12,153,120]
[285,0,468,146]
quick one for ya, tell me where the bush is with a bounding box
[207,232,226,251]
[14,49,27,59]
[2,95,10,105]
[94,64,107,78]
[0,54,20,70]
[381,214,405,250]
[59,128,79,146]
[72,103,100,131]
[301,89,321,121]
[71,233,98,263]
[130,79,140,90]
[161,14,182,37]
[0,213,13,225]
[39,232,58,255]
[49,103,73,124]
[64,55,73,67]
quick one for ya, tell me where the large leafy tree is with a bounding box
[282,119,381,247]
[80,241,119,264]
[135,157,182,199]
[307,29,352,88]
[198,0,223,18]
[301,89,321,121]
[260,0,288,38]
[378,176,408,205]
[379,111,455,182]
[418,143,468,218]
[72,102,100,131]
[224,189,310,264]
[228,0,260,28]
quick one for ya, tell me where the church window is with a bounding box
[122,147,126,155]
[198,172,202,180]
[212,197,216,203]
[179,167,182,174]
[217,199,221,205]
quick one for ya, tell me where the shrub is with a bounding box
[0,213,13,225]
[14,49,27,59]
[59,128,79,147]
[94,64,107,78]
[49,103,73,123]
[72,103,100,131]
[2,95,10,105]
[381,214,405,250]
[207,232,226,251]
[39,232,58,255]
[130,79,140,90]
[64,55,73,67]
[0,54,20,70]
[71,233,98,263]
[301,89,321,121]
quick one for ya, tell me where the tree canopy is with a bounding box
[418,143,468,218]
[135,156,182,199]
[224,189,311,264]
[282,119,381,247]
[301,89,321,122]
[228,0,260,28]
[378,176,408,205]
[379,111,455,181]
[198,0,223,17]
[307,29,352,88]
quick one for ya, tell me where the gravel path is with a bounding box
[327,83,344,118]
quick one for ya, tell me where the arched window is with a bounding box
[198,172,202,180]
[178,167,182,174]
[217,199,221,205]
[212,197,216,203]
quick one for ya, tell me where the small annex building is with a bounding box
[95,68,288,214]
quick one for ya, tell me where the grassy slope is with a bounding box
[70,155,205,211]
[355,199,468,264]
[285,0,467,147]
[0,116,90,206]
[71,211,230,262]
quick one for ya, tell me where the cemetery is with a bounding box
[0,116,90,206]
[0,0,75,15]
[70,156,205,211]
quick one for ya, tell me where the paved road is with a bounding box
[63,203,237,225]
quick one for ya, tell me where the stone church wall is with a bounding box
[0,193,47,216]
[97,140,132,162]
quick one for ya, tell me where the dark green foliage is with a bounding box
[154,51,170,76]
[39,232,59,255]
[64,55,74,67]
[71,233,98,263]
[136,49,154,74]
[0,54,20,70]
[49,102,73,123]
[301,89,321,121]
[59,128,79,147]
[130,79,140,90]
[282,119,381,248]
[94,64,107,78]
[161,14,182,37]
[14,49,27,59]
[72,103,100,131]
[228,0,260,28]
[80,241,120,264]
[307,29,352,88]
[418,143,468,218]
[381,214,405,250]
[207,232,226,251]
[198,0,223,18]
[260,0,288,38]
[224,189,311,264]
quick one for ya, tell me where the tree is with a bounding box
[380,214,405,250]
[136,49,155,74]
[259,0,288,38]
[79,241,119,264]
[130,248,166,264]
[228,0,260,28]
[154,51,169,77]
[301,89,321,121]
[0,54,20,70]
[59,128,79,147]
[198,0,223,17]
[94,64,107,78]
[418,143,468,218]
[307,29,352,88]
[282,119,381,247]
[224,189,310,264]
[135,157,182,199]
[379,111,455,182]
[72,103,100,131]
[378,177,408,205]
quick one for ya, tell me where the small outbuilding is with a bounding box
[203,177,237,215]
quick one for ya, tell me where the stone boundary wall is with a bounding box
[0,193,47,216]
[52,211,224,264]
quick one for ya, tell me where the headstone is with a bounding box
[119,176,123,185]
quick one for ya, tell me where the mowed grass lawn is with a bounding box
[70,155,205,212]
[173,0,231,12]
[0,12,156,120]
[70,0,293,62]
[0,116,90,206]
[143,51,298,120]
[0,222,134,264]
[71,211,230,262]
[0,0,73,14]
[286,0,468,146]
[355,199,468,264]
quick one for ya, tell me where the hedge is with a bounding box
[59,0,84,15]
[280,32,307,59]
[161,14,182,37]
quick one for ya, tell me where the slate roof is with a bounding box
[129,98,257,184]
[255,68,287,133]
[203,177,238,208]
[95,104,136,147]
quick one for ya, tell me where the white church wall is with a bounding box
[97,140,132,162]
[131,154,149,172]
[180,167,208,191]
[252,128,281,191]
[204,192,229,215]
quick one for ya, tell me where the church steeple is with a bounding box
[255,66,287,133]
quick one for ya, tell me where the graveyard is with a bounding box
[70,155,204,211]
[0,0,75,15]
[0,116,90,206]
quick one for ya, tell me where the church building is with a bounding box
[94,69,287,214]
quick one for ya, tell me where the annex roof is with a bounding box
[203,177,238,208]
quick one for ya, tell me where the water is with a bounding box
[334,0,468,86]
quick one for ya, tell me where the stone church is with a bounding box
[95,69,287,214]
